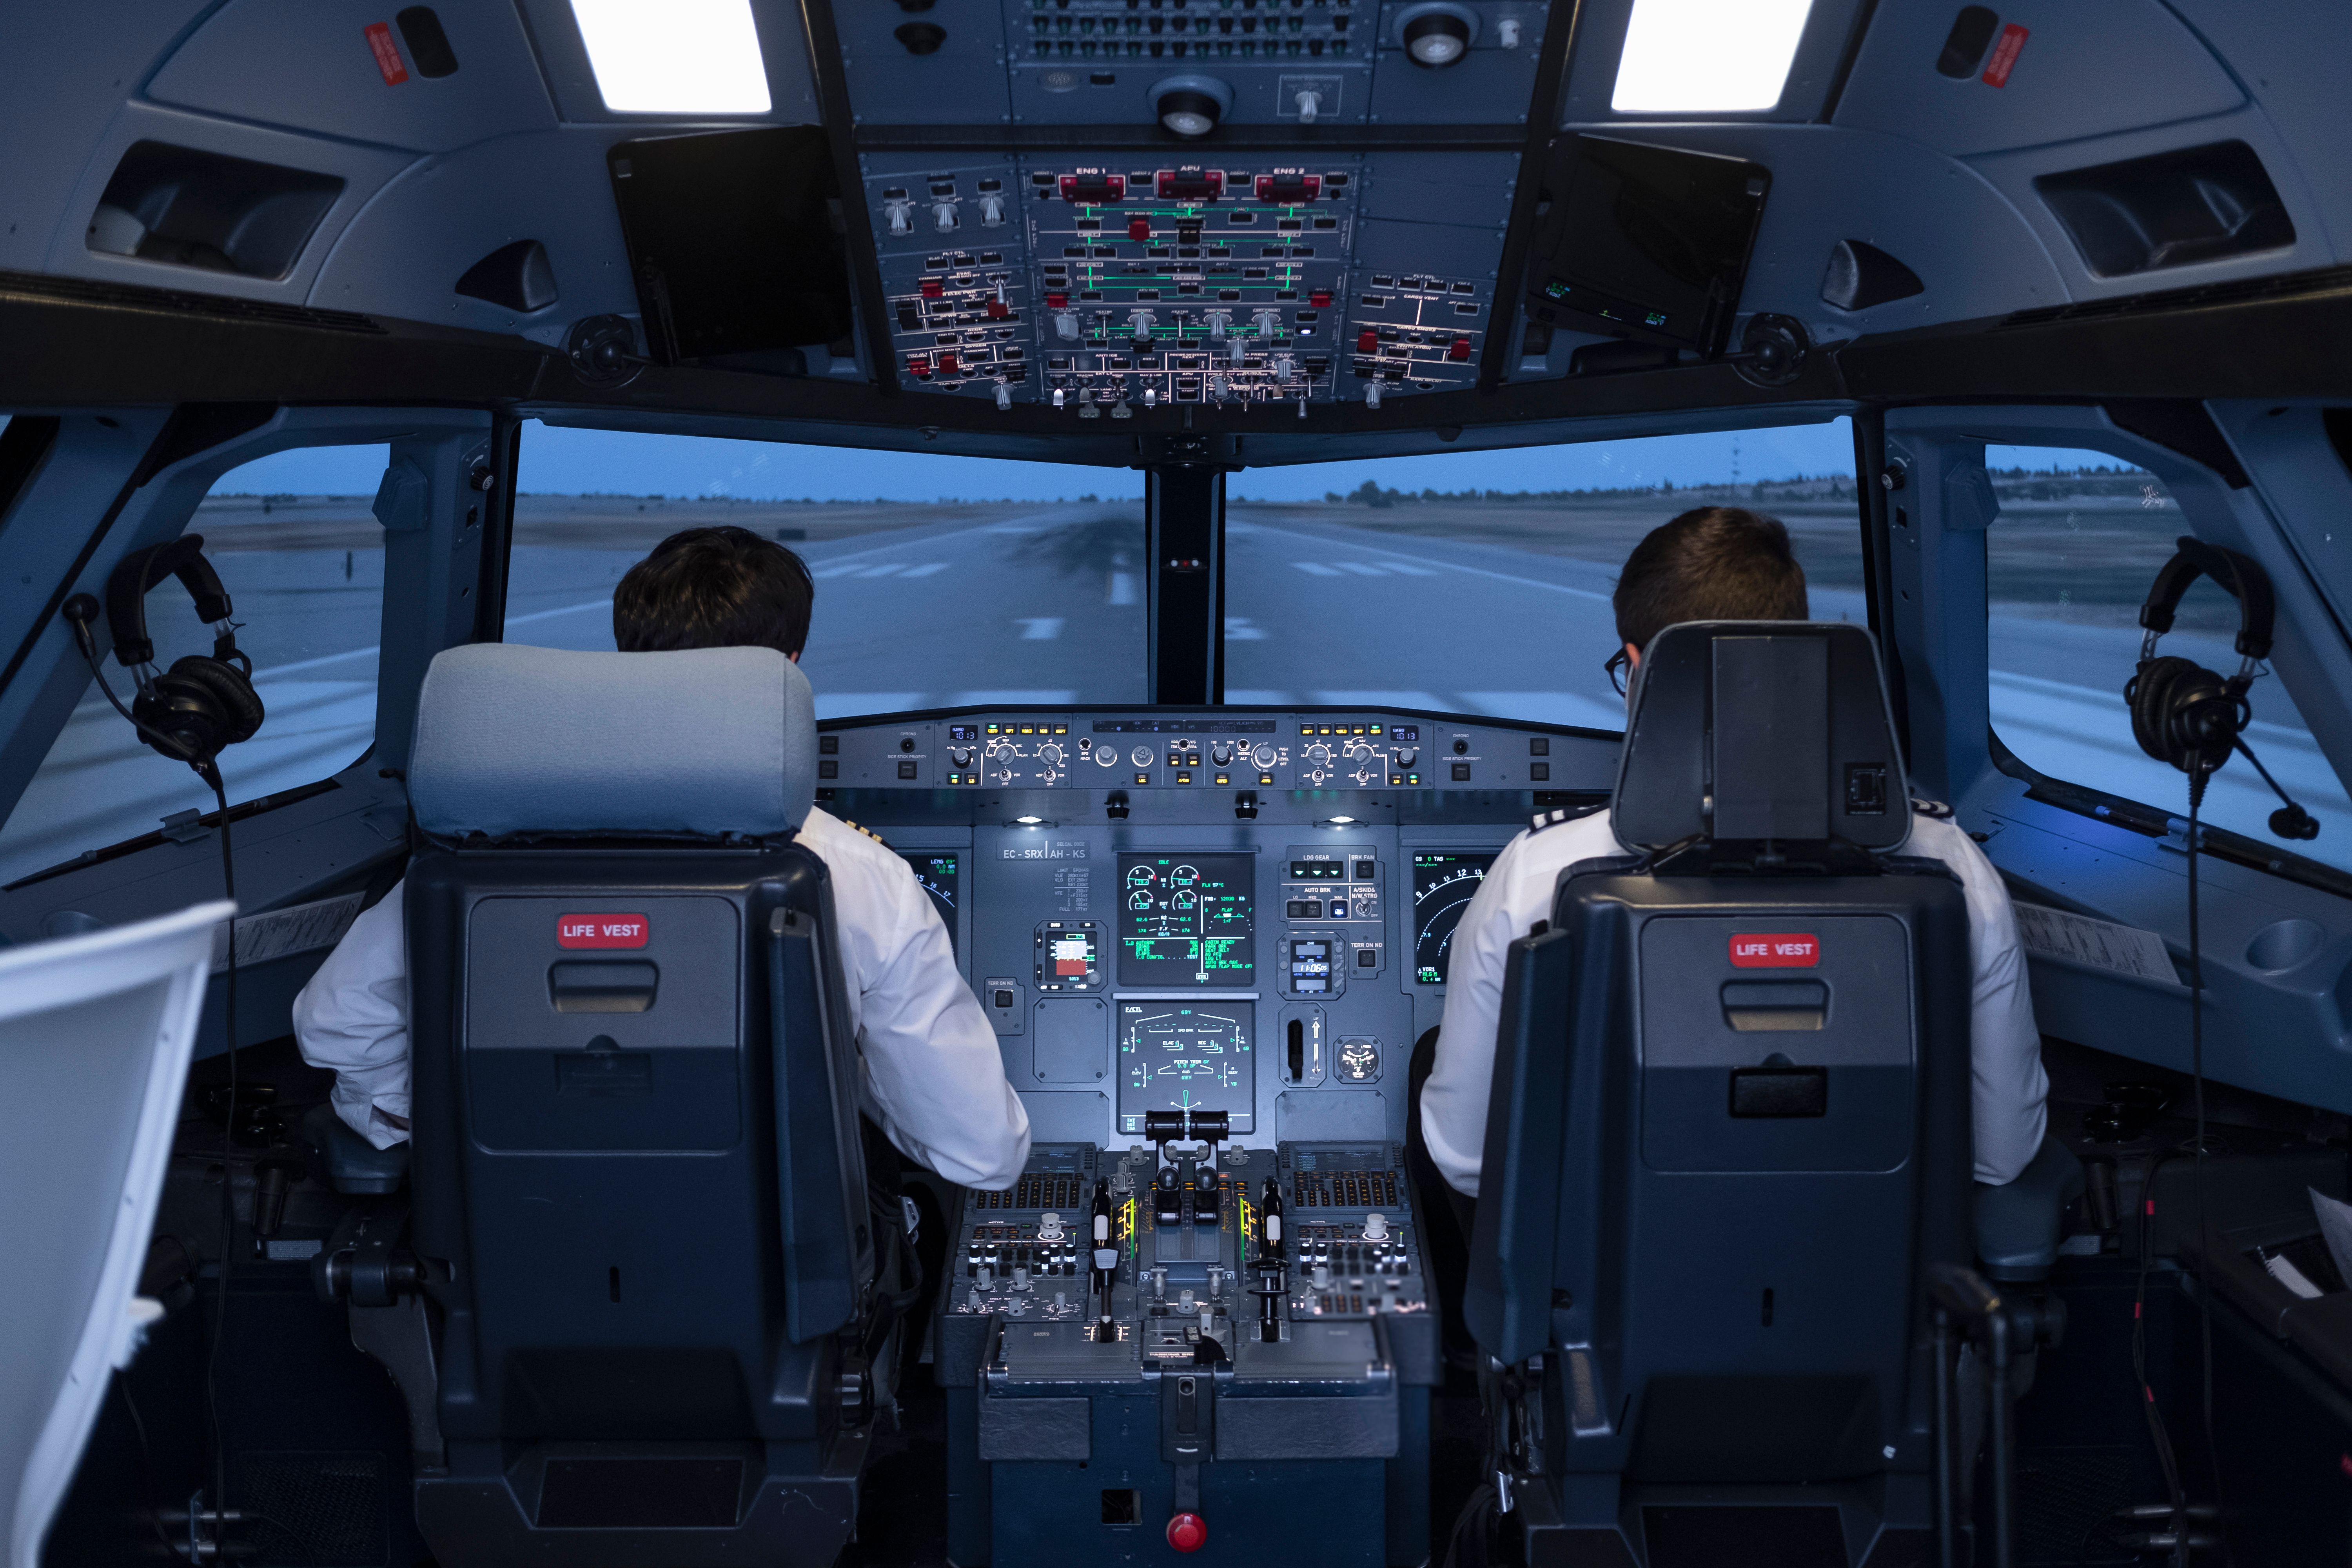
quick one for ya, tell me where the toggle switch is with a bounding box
[1294,87,1322,123]
[1365,380,1382,408]
[1496,16,1520,46]
[980,192,1007,225]
[995,380,1013,409]
[1128,309,1158,341]
[933,200,958,232]
[885,200,914,236]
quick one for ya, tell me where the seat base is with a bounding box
[1510,1473,1935,1568]
[416,1434,868,1568]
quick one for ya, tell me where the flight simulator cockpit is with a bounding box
[6,3,2352,1568]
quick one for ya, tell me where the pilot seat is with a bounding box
[374,642,881,1566]
[1463,621,1977,1568]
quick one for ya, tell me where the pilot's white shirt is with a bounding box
[291,806,1033,1190]
[1418,806,2049,1198]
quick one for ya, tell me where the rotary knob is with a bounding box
[1303,742,1333,765]
[1131,746,1154,768]
[1210,742,1234,766]
[1394,748,1417,768]
[1038,742,1066,766]
[1096,747,1120,768]
[950,747,975,768]
[1252,744,1278,768]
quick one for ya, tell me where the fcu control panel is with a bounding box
[817,707,1611,791]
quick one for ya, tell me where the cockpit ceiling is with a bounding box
[2,0,2348,451]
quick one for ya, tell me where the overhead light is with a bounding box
[1149,75,1233,139]
[1010,815,1059,829]
[570,0,772,114]
[1396,4,1477,67]
[1610,0,1813,114]
[1323,815,1357,827]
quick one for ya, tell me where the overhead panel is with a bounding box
[845,0,1549,410]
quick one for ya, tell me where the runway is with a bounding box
[2,503,2344,887]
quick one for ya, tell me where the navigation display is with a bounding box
[1412,852,1496,986]
[1118,853,1255,986]
[1116,1001,1255,1134]
[903,852,959,956]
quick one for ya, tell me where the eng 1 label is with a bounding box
[1730,933,1819,968]
[559,913,649,949]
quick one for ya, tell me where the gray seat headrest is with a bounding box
[409,644,817,839]
[1611,621,1911,854]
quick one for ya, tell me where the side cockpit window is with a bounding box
[499,421,1147,720]
[1983,446,2352,871]
[0,445,389,889]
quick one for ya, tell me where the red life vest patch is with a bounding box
[559,914,649,949]
[1730,933,1819,968]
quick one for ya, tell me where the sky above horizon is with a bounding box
[207,416,2132,502]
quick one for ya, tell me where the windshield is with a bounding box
[1225,418,1859,728]
[508,423,1147,717]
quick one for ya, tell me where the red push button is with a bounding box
[938,352,960,374]
[1045,292,1068,309]
[1448,336,1472,360]
[918,278,945,298]
[1309,289,1332,307]
[1128,215,1152,242]
[1357,329,1379,354]
[1166,1513,1207,1553]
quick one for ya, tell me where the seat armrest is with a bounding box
[302,1102,410,1195]
[1974,1131,2085,1283]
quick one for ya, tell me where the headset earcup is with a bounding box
[2127,657,2197,764]
[161,655,266,745]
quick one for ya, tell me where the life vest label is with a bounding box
[1730,933,1819,968]
[559,914,650,949]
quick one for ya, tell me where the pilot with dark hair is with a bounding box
[294,525,1033,1191]
[1415,506,2048,1202]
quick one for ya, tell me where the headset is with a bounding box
[2124,534,2315,839]
[61,535,265,780]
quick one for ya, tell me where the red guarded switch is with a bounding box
[1309,289,1332,307]
[938,352,960,375]
[918,278,945,299]
[1166,1513,1207,1553]
[986,297,1011,319]
[1448,336,1472,360]
[1128,215,1153,242]
[1356,329,1379,354]
[907,354,933,378]
[1045,292,1069,309]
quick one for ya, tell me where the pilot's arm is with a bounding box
[800,810,1033,1190]
[292,880,416,1149]
[1911,815,2049,1185]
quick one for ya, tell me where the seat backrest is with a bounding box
[403,644,870,1449]
[1465,622,1972,1486]
[1,900,228,1568]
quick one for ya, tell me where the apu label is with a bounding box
[1730,933,1819,969]
[559,913,649,949]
